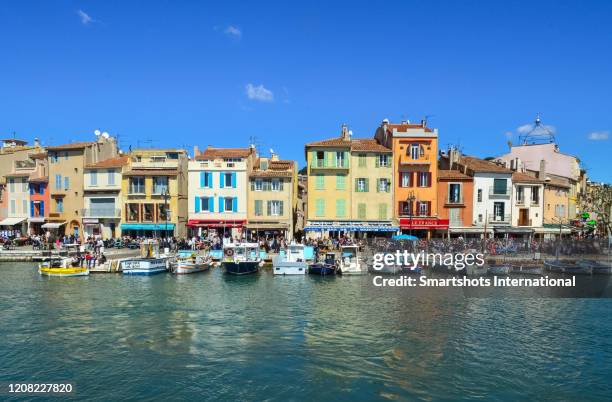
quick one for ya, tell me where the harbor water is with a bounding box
[1,262,612,400]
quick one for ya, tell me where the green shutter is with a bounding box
[359,154,366,167]
[364,178,369,192]
[316,199,325,217]
[315,174,325,190]
[255,200,262,216]
[336,199,346,218]
[378,203,388,220]
[336,174,345,190]
[358,203,366,219]
[375,155,380,168]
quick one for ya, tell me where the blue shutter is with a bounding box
[64,176,69,190]
[30,201,34,217]
[232,197,237,212]
[195,197,200,213]
[40,201,44,216]
[219,172,224,188]
[207,172,213,188]
[218,197,224,212]
[40,183,45,195]
[209,197,214,212]
[231,172,236,188]
[200,172,205,188]
[29,185,34,195]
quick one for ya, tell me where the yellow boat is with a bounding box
[38,257,90,277]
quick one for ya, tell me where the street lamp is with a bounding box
[407,191,416,236]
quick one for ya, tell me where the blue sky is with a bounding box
[1,1,611,181]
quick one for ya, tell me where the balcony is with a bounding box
[488,214,511,224]
[445,195,464,205]
[81,208,121,218]
[130,159,179,169]
[310,159,349,170]
[531,200,540,207]
[489,187,511,199]
[399,154,431,165]
[516,198,526,206]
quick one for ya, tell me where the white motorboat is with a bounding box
[173,250,212,274]
[338,245,367,275]
[273,244,308,275]
[121,240,169,276]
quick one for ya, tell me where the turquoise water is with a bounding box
[1,263,612,401]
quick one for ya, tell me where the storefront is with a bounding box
[245,222,290,241]
[41,221,66,241]
[304,221,398,239]
[493,227,535,240]
[399,218,449,239]
[187,219,245,239]
[82,218,119,239]
[446,226,493,239]
[0,217,28,238]
[28,216,46,235]
[120,223,176,238]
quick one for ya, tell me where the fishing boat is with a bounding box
[487,265,511,275]
[509,264,543,275]
[272,244,308,275]
[544,260,592,275]
[38,257,89,277]
[309,252,338,276]
[121,240,169,275]
[172,250,212,274]
[222,243,261,275]
[338,245,367,275]
[577,260,612,275]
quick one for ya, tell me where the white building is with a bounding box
[82,155,127,239]
[188,146,256,239]
[511,172,544,229]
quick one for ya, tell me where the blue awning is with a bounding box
[121,223,175,230]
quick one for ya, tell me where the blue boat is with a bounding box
[309,252,337,276]
[222,243,261,275]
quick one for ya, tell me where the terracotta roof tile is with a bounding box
[250,170,293,178]
[195,147,253,160]
[350,139,392,153]
[512,172,543,184]
[46,141,96,151]
[438,169,472,180]
[123,169,178,176]
[305,137,351,147]
[459,156,512,174]
[86,155,128,168]
[251,159,295,177]
[29,152,47,159]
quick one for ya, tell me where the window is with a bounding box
[54,175,62,191]
[143,204,154,221]
[200,172,212,188]
[127,203,139,221]
[478,214,483,222]
[417,201,429,216]
[316,151,325,167]
[108,170,115,185]
[336,199,346,218]
[22,199,27,214]
[358,154,366,167]
[531,186,540,205]
[8,178,14,192]
[153,176,169,194]
[448,183,461,203]
[358,203,366,219]
[417,172,430,187]
[90,171,98,186]
[493,178,507,194]
[262,179,272,191]
[399,201,412,216]
[336,151,346,167]
[493,202,505,220]
[378,203,388,220]
[64,176,70,190]
[411,144,419,160]
[254,179,263,191]
[401,172,411,187]
[271,179,280,191]
[336,174,346,190]
[477,189,483,202]
[199,197,211,212]
[223,172,233,187]
[268,200,283,216]
[50,152,58,163]
[516,186,524,203]
[378,154,389,167]
[315,174,325,190]
[224,197,234,212]
[129,177,145,194]
[64,152,69,160]
[10,199,16,214]
[56,198,64,213]
[157,204,170,221]
[315,199,325,217]
[254,200,263,216]
[21,179,28,192]
[378,178,390,192]
[260,159,269,170]
[356,178,368,192]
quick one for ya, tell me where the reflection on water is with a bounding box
[1,263,611,400]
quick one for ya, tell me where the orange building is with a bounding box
[436,169,474,237]
[374,119,447,238]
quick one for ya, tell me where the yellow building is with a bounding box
[120,148,188,238]
[246,153,298,240]
[304,124,395,238]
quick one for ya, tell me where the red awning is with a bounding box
[188,219,245,228]
[399,218,449,230]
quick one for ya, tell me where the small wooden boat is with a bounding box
[173,251,212,274]
[39,257,89,277]
[577,260,612,275]
[273,244,308,275]
[309,252,337,276]
[544,260,592,275]
[487,265,511,275]
[338,245,366,275]
[222,243,261,275]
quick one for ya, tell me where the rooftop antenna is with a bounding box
[519,113,556,145]
[249,135,262,155]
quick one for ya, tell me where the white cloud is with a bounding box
[516,124,532,134]
[588,131,609,140]
[224,25,242,39]
[516,122,556,135]
[504,131,513,140]
[245,83,274,102]
[77,10,93,25]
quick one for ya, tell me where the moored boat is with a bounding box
[39,257,89,277]
[273,244,308,275]
[309,252,338,276]
[173,251,212,274]
[509,264,543,275]
[487,265,511,275]
[338,245,366,275]
[222,243,261,275]
[577,260,612,275]
[122,240,169,275]
[544,259,592,275]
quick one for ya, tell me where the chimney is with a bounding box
[341,123,349,140]
[421,119,426,128]
[271,152,279,161]
[539,159,546,180]
[193,145,199,157]
[34,137,40,147]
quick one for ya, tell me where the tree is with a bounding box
[579,183,612,237]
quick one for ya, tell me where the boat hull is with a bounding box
[545,260,592,275]
[39,267,89,277]
[273,260,308,275]
[223,261,259,275]
[174,263,211,274]
[308,264,336,275]
[121,258,168,275]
